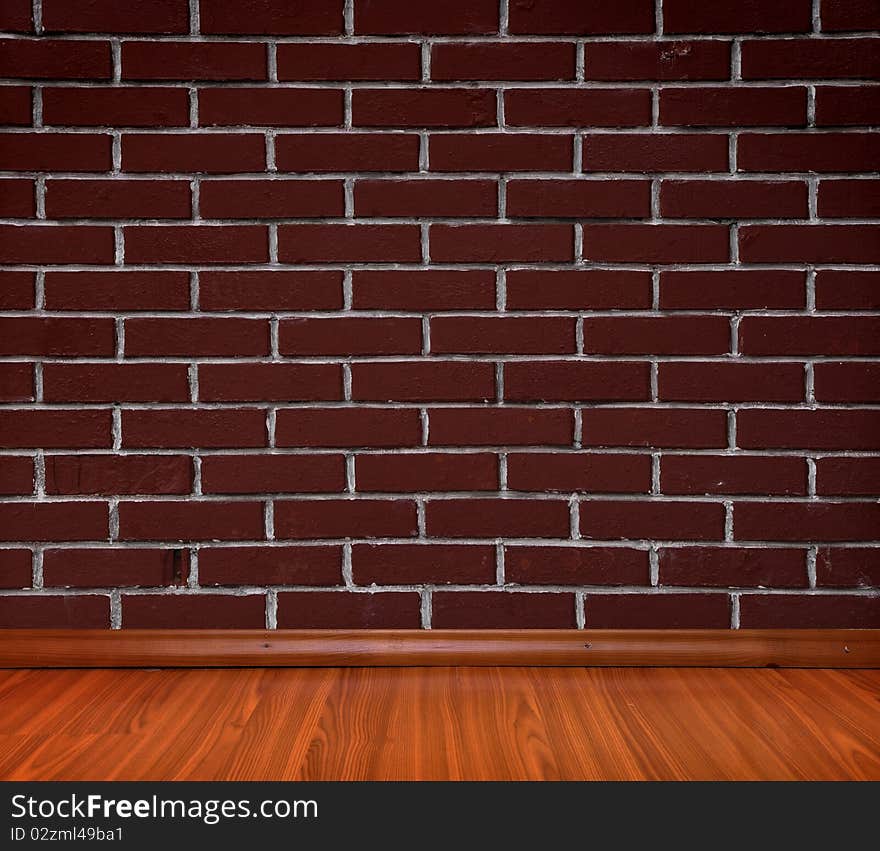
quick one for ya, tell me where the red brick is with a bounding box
[743,38,880,78]
[278,43,421,81]
[42,548,189,587]
[585,40,731,81]
[582,408,728,448]
[275,408,421,448]
[351,361,495,402]
[198,363,343,403]
[739,594,879,628]
[0,87,32,126]
[665,0,811,33]
[199,88,343,127]
[816,86,880,126]
[42,363,190,403]
[0,549,32,588]
[431,224,573,262]
[276,133,420,172]
[662,455,806,496]
[585,224,730,263]
[200,270,342,312]
[659,547,807,587]
[432,591,576,628]
[122,133,265,173]
[738,133,880,172]
[0,456,33,494]
[0,317,114,356]
[431,316,576,354]
[660,270,806,310]
[821,0,880,30]
[0,133,111,171]
[274,499,418,539]
[739,316,880,355]
[200,179,343,218]
[355,0,498,35]
[814,362,880,402]
[0,0,31,31]
[280,317,422,355]
[507,179,651,218]
[200,455,345,494]
[118,501,264,542]
[737,410,880,450]
[279,224,421,263]
[353,88,496,128]
[124,317,268,356]
[46,178,191,219]
[199,545,342,586]
[585,593,730,628]
[506,545,649,585]
[122,594,266,628]
[355,452,498,492]
[583,315,730,355]
[277,591,421,628]
[816,548,880,588]
[735,502,880,541]
[506,269,653,310]
[124,225,268,264]
[352,543,496,584]
[661,179,808,218]
[0,272,32,309]
[0,39,111,80]
[507,453,651,493]
[0,224,114,264]
[0,502,108,541]
[0,595,109,628]
[44,271,190,311]
[816,458,880,496]
[123,409,266,449]
[428,133,573,172]
[505,88,651,127]
[355,179,497,217]
[661,86,806,126]
[122,42,266,81]
[43,0,188,33]
[581,500,725,541]
[432,43,575,81]
[740,225,880,264]
[659,362,805,403]
[815,271,880,311]
[0,363,33,401]
[583,133,728,172]
[428,408,573,447]
[0,178,33,216]
[352,270,496,311]
[45,454,192,496]
[426,498,570,538]
[509,0,654,34]
[818,179,880,217]
[504,361,651,402]
[201,0,342,34]
[43,86,188,127]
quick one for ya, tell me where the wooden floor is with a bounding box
[0,667,878,781]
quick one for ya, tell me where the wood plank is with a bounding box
[0,628,877,668]
[0,667,877,780]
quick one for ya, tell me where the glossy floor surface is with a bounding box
[0,667,878,780]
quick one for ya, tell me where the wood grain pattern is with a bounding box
[1,628,878,668]
[0,666,877,780]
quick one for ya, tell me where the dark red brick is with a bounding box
[506,453,651,493]
[659,547,807,587]
[0,595,109,628]
[739,594,879,628]
[737,410,880,450]
[431,316,575,354]
[42,0,188,33]
[583,133,728,172]
[118,501,265,541]
[44,271,190,311]
[122,41,266,81]
[815,458,880,496]
[276,133,420,172]
[431,224,573,262]
[124,317,269,356]
[353,88,496,128]
[42,548,190,587]
[426,498,570,538]
[0,224,114,264]
[43,86,188,127]
[581,500,725,541]
[585,40,731,81]
[582,224,730,263]
[432,591,576,628]
[355,453,498,492]
[582,408,728,448]
[662,455,807,495]
[355,0,498,35]
[0,549,32,588]
[279,316,422,355]
[198,270,343,312]
[199,88,343,127]
[505,88,651,127]
[279,224,421,263]
[199,545,342,586]
[427,408,573,447]
[277,591,421,628]
[0,39,111,80]
[660,270,806,310]
[429,133,573,172]
[507,179,651,218]
[0,503,108,542]
[664,0,811,33]
[200,0,342,34]
[351,362,495,402]
[352,543,496,584]
[42,363,190,403]
[355,178,497,217]
[432,43,575,81]
[586,593,730,627]
[275,408,421,449]
[509,0,655,34]
[814,362,880,403]
[816,548,880,588]
[200,454,345,494]
[506,546,649,585]
[659,362,805,402]
[352,270,496,311]
[274,499,418,539]
[506,270,653,310]
[122,409,267,449]
[0,456,33,494]
[122,594,266,628]
[504,361,651,402]
[735,502,880,541]
[661,179,808,218]
[278,43,421,81]
[45,454,192,495]
[0,362,33,401]
[0,410,111,448]
[198,363,343,403]
[122,134,266,173]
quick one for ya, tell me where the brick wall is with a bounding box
[0,0,878,630]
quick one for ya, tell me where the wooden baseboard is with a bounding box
[0,628,877,668]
